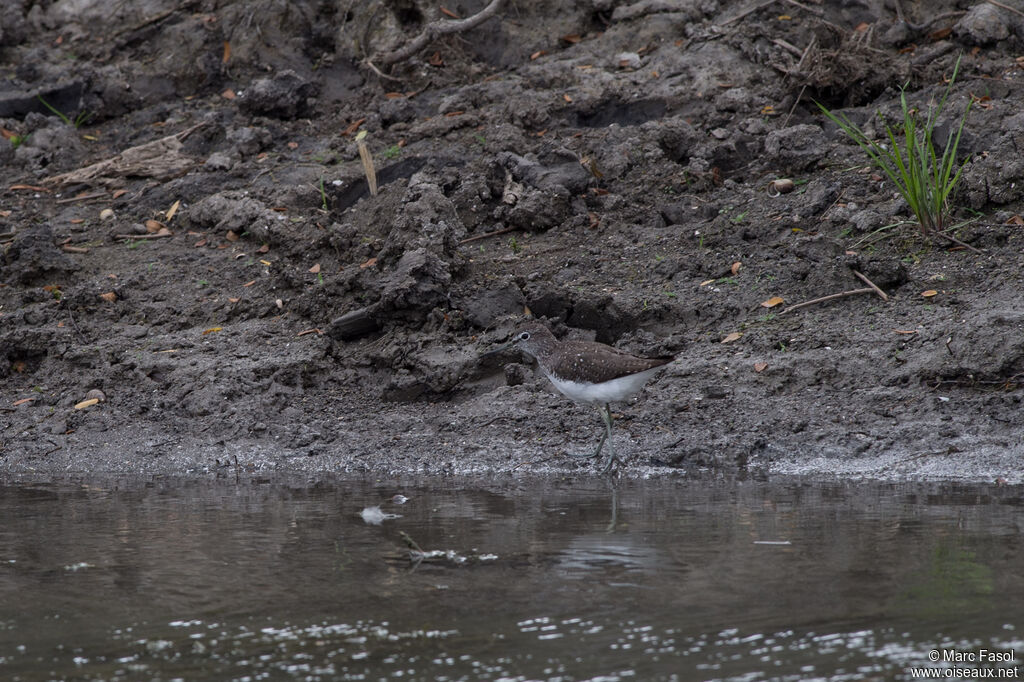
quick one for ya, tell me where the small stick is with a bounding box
[986,0,1024,19]
[772,38,803,57]
[719,0,776,25]
[783,84,807,127]
[851,270,889,301]
[783,0,824,16]
[363,59,404,82]
[65,306,89,344]
[61,245,90,254]
[114,231,172,240]
[56,192,109,204]
[780,287,874,315]
[458,225,518,245]
[933,229,982,254]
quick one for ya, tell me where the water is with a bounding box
[0,475,1021,681]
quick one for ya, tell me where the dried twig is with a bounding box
[114,230,172,240]
[44,122,207,187]
[986,0,1024,19]
[56,191,109,204]
[851,270,889,301]
[363,59,404,82]
[719,0,777,25]
[934,229,982,254]
[780,287,874,315]
[783,0,823,16]
[458,225,518,245]
[374,0,506,65]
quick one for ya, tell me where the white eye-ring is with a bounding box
[519,332,531,341]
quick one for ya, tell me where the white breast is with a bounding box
[543,365,666,405]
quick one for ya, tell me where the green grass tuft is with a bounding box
[817,54,971,236]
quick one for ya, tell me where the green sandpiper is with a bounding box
[484,322,675,473]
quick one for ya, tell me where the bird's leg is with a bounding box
[598,403,621,474]
[567,405,609,459]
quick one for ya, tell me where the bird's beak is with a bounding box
[480,340,517,358]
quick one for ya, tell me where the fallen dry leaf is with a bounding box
[699,279,715,286]
[222,40,231,63]
[440,6,459,18]
[561,34,581,43]
[99,291,117,303]
[921,290,938,298]
[287,141,299,149]
[308,263,321,274]
[894,329,919,334]
[259,259,272,266]
[342,118,367,136]
[226,230,239,242]
[429,51,445,66]
[761,296,784,308]
[730,261,741,275]
[360,257,378,269]
[1005,215,1024,225]
[721,332,742,344]
[228,297,240,303]
[257,244,270,254]
[165,199,181,221]
[10,184,50,192]
[13,398,34,406]
[243,280,256,287]
[530,50,546,60]
[112,188,127,198]
[74,398,100,410]
[202,327,222,335]
[753,362,768,373]
[145,219,164,233]
[194,239,207,248]
[563,93,572,103]
[221,89,236,100]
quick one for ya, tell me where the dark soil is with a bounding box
[3,0,1024,482]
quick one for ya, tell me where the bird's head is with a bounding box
[481,322,557,361]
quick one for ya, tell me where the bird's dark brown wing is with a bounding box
[547,340,674,384]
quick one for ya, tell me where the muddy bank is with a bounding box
[2,0,1024,482]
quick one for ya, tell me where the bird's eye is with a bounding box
[519,332,531,341]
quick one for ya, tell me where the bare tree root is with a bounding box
[368,0,506,69]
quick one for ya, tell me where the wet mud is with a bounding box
[2,0,1024,482]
